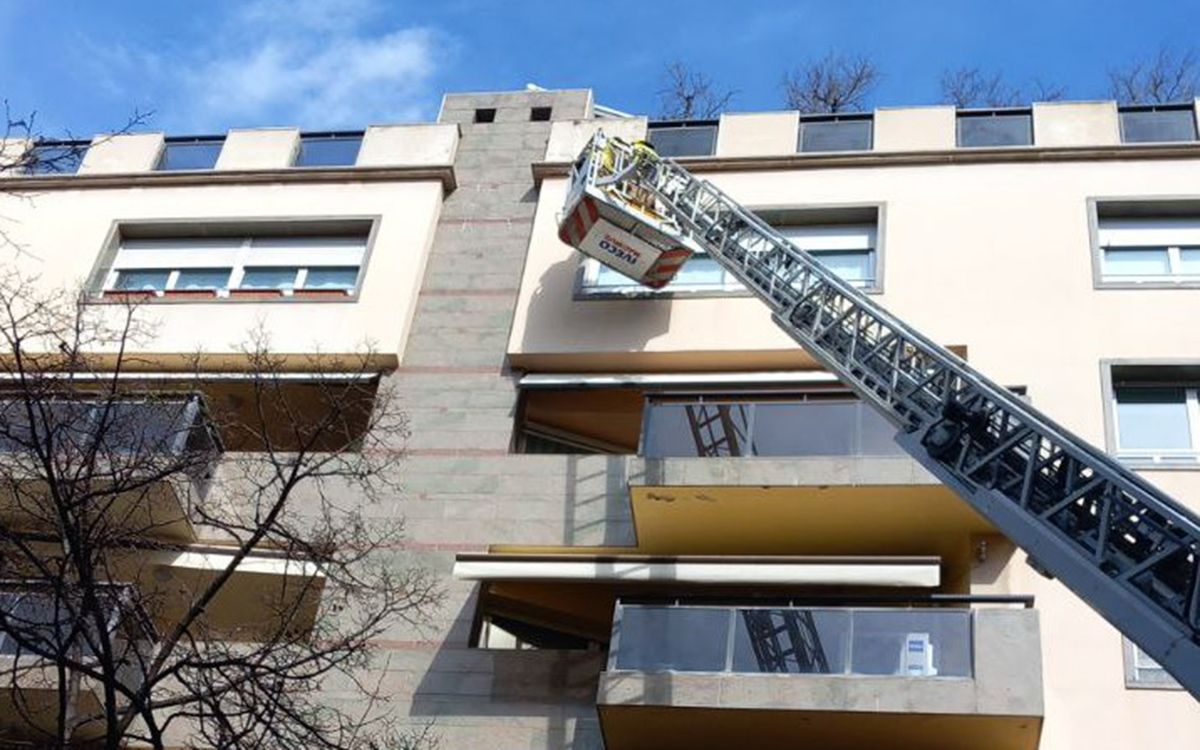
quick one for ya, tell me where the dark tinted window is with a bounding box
[1120,107,1197,143]
[799,117,872,152]
[295,134,363,167]
[158,139,224,171]
[647,123,718,157]
[23,142,87,175]
[957,112,1033,147]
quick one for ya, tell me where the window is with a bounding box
[474,108,496,124]
[1097,217,1200,284]
[1119,105,1197,143]
[956,110,1033,147]
[22,141,88,175]
[579,222,878,295]
[157,137,224,171]
[530,106,552,122]
[647,121,718,157]
[798,114,873,152]
[99,229,369,300]
[1109,366,1200,466]
[294,132,363,167]
[1123,638,1182,689]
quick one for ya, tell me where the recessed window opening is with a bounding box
[1118,104,1198,143]
[157,136,225,171]
[98,227,370,301]
[798,114,873,153]
[474,108,496,124]
[530,106,552,122]
[646,120,719,157]
[1109,365,1200,467]
[21,140,89,175]
[956,109,1033,148]
[294,132,363,167]
[579,220,878,296]
[1097,216,1200,284]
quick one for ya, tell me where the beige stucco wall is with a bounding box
[1033,101,1120,147]
[716,112,800,157]
[215,128,299,170]
[873,106,956,151]
[0,178,445,360]
[79,133,164,173]
[543,118,649,163]
[358,124,460,167]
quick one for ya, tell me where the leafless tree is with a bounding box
[656,61,736,120]
[939,67,1066,108]
[782,53,880,113]
[1108,47,1199,104]
[0,272,439,749]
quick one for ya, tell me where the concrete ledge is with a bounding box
[215,128,299,170]
[79,132,164,173]
[359,123,460,167]
[0,164,457,193]
[598,608,1042,750]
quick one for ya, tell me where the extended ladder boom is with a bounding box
[561,133,1200,696]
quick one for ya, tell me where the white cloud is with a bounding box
[86,0,445,131]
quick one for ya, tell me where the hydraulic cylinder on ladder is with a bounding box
[558,131,1200,698]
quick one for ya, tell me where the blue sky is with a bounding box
[1,0,1198,137]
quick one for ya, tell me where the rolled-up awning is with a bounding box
[453,553,939,588]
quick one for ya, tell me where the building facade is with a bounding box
[1,89,1199,748]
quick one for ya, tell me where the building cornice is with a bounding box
[1,164,457,193]
[531,142,1200,182]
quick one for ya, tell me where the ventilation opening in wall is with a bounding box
[474,108,496,124]
[530,106,552,122]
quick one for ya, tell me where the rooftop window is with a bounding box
[646,120,718,158]
[1118,104,1198,143]
[156,137,225,171]
[798,113,873,153]
[294,132,363,167]
[956,109,1033,147]
[21,140,88,175]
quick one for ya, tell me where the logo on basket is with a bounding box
[598,233,641,266]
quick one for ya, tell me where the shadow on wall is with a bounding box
[519,254,672,361]
[560,455,639,548]
[409,594,608,750]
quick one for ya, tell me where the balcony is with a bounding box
[598,600,1043,750]
[0,395,221,542]
[0,582,156,743]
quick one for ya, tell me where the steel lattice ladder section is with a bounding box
[564,134,1200,697]
[741,609,832,673]
[684,403,751,456]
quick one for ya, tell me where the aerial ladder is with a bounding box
[558,132,1200,697]
[741,609,831,674]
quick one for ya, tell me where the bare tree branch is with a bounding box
[656,61,736,119]
[782,53,880,113]
[1108,46,1199,104]
[0,270,440,749]
[939,67,1066,108]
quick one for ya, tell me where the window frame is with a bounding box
[574,204,885,299]
[955,108,1034,148]
[293,131,364,168]
[156,136,226,172]
[646,120,720,158]
[1117,104,1198,144]
[1101,361,1200,470]
[1089,199,1200,289]
[797,113,874,153]
[88,218,379,304]
[1122,637,1183,690]
[20,140,89,176]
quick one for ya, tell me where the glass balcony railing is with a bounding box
[609,603,973,678]
[641,398,905,458]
